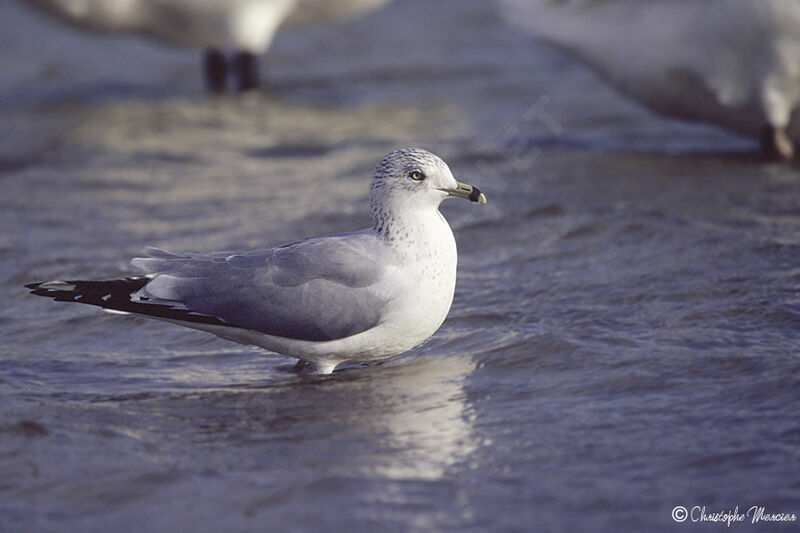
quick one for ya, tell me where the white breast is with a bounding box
[24,0,297,52]
[375,209,458,348]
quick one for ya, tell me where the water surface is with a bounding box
[1,1,799,531]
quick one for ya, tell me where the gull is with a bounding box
[26,148,487,374]
[498,0,800,159]
[20,0,392,92]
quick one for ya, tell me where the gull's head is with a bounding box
[369,148,486,215]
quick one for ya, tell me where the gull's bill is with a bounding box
[441,181,487,203]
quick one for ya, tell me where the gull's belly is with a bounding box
[301,241,458,363]
[339,273,456,360]
[203,251,458,366]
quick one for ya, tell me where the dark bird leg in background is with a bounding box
[204,48,228,93]
[233,51,259,92]
[761,124,795,161]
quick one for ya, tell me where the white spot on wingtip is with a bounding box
[103,309,130,316]
[74,295,82,301]
[101,294,111,301]
[40,280,76,291]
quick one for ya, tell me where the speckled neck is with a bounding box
[371,202,415,244]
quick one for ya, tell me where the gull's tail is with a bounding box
[25,278,229,327]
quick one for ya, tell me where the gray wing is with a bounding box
[130,232,391,342]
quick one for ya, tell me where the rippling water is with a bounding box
[2,1,799,531]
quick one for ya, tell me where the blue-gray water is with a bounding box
[2,1,799,532]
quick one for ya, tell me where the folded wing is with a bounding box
[130,232,390,342]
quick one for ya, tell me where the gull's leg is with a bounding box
[761,124,795,161]
[204,48,227,93]
[309,360,339,375]
[233,51,260,92]
[293,359,338,374]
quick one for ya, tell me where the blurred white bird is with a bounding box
[498,0,800,159]
[21,0,392,92]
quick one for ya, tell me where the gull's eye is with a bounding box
[409,170,426,181]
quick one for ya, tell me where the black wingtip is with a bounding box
[25,278,149,302]
[26,281,57,298]
[25,277,235,329]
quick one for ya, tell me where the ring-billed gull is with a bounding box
[20,0,392,92]
[498,0,800,159]
[27,148,486,374]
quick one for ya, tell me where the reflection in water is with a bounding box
[200,353,480,483]
[344,355,478,481]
